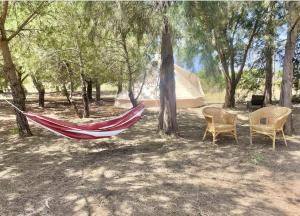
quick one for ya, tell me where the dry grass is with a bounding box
[0,95,300,216]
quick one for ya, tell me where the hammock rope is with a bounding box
[3,98,25,114]
[2,98,144,140]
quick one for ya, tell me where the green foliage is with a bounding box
[9,127,20,135]
[239,69,265,92]
[238,69,265,101]
[181,1,270,107]
[249,151,265,165]
[198,70,225,92]
[0,1,294,106]
[90,1,159,90]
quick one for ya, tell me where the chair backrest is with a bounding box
[251,106,291,127]
[202,107,226,124]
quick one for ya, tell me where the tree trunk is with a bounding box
[62,83,82,118]
[62,84,82,118]
[264,6,275,106]
[31,75,45,107]
[121,34,138,107]
[38,90,45,108]
[0,39,32,137]
[62,84,71,104]
[63,61,81,118]
[224,79,236,108]
[264,46,273,106]
[117,79,122,94]
[158,15,177,135]
[80,73,89,118]
[128,90,137,107]
[77,47,89,118]
[279,1,299,135]
[87,79,93,101]
[55,86,60,93]
[96,80,101,102]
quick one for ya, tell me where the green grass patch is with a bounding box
[10,127,19,135]
[249,151,265,165]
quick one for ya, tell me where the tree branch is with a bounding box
[235,17,260,84]
[235,6,270,84]
[290,15,300,33]
[0,1,9,40]
[7,2,46,41]
[135,69,147,101]
[0,1,8,24]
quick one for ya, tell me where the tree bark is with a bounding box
[63,62,81,118]
[62,84,71,104]
[117,79,122,94]
[95,80,101,102]
[0,2,32,137]
[80,73,89,118]
[121,34,138,107]
[55,86,60,92]
[264,46,274,105]
[264,5,276,106]
[31,75,45,107]
[62,84,80,118]
[86,78,93,101]
[279,2,300,135]
[0,1,47,136]
[224,79,236,108]
[0,39,32,137]
[76,43,89,118]
[158,15,177,135]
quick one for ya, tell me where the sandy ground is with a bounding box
[0,95,300,216]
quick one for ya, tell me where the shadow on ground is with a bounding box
[0,98,300,216]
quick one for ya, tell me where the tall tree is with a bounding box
[91,1,157,107]
[263,2,277,105]
[36,2,94,118]
[0,2,47,136]
[279,1,300,135]
[184,2,266,108]
[158,3,178,135]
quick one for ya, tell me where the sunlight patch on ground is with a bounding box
[1,99,300,215]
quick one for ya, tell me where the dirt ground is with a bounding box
[0,94,300,216]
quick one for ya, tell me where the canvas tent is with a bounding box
[114,64,205,108]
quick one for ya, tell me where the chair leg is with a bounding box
[234,129,238,144]
[272,132,276,151]
[212,132,216,145]
[202,128,208,141]
[250,128,253,145]
[281,129,288,147]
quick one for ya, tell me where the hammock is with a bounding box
[4,99,144,140]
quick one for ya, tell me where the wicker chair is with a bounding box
[249,106,292,150]
[202,107,238,145]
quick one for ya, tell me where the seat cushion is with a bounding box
[252,124,275,132]
[214,123,235,131]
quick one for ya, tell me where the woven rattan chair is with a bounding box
[249,106,292,150]
[202,107,238,145]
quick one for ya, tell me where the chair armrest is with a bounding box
[249,112,260,125]
[274,114,290,130]
[203,114,215,126]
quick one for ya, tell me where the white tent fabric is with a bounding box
[114,64,205,108]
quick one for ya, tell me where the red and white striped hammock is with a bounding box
[4,99,144,140]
